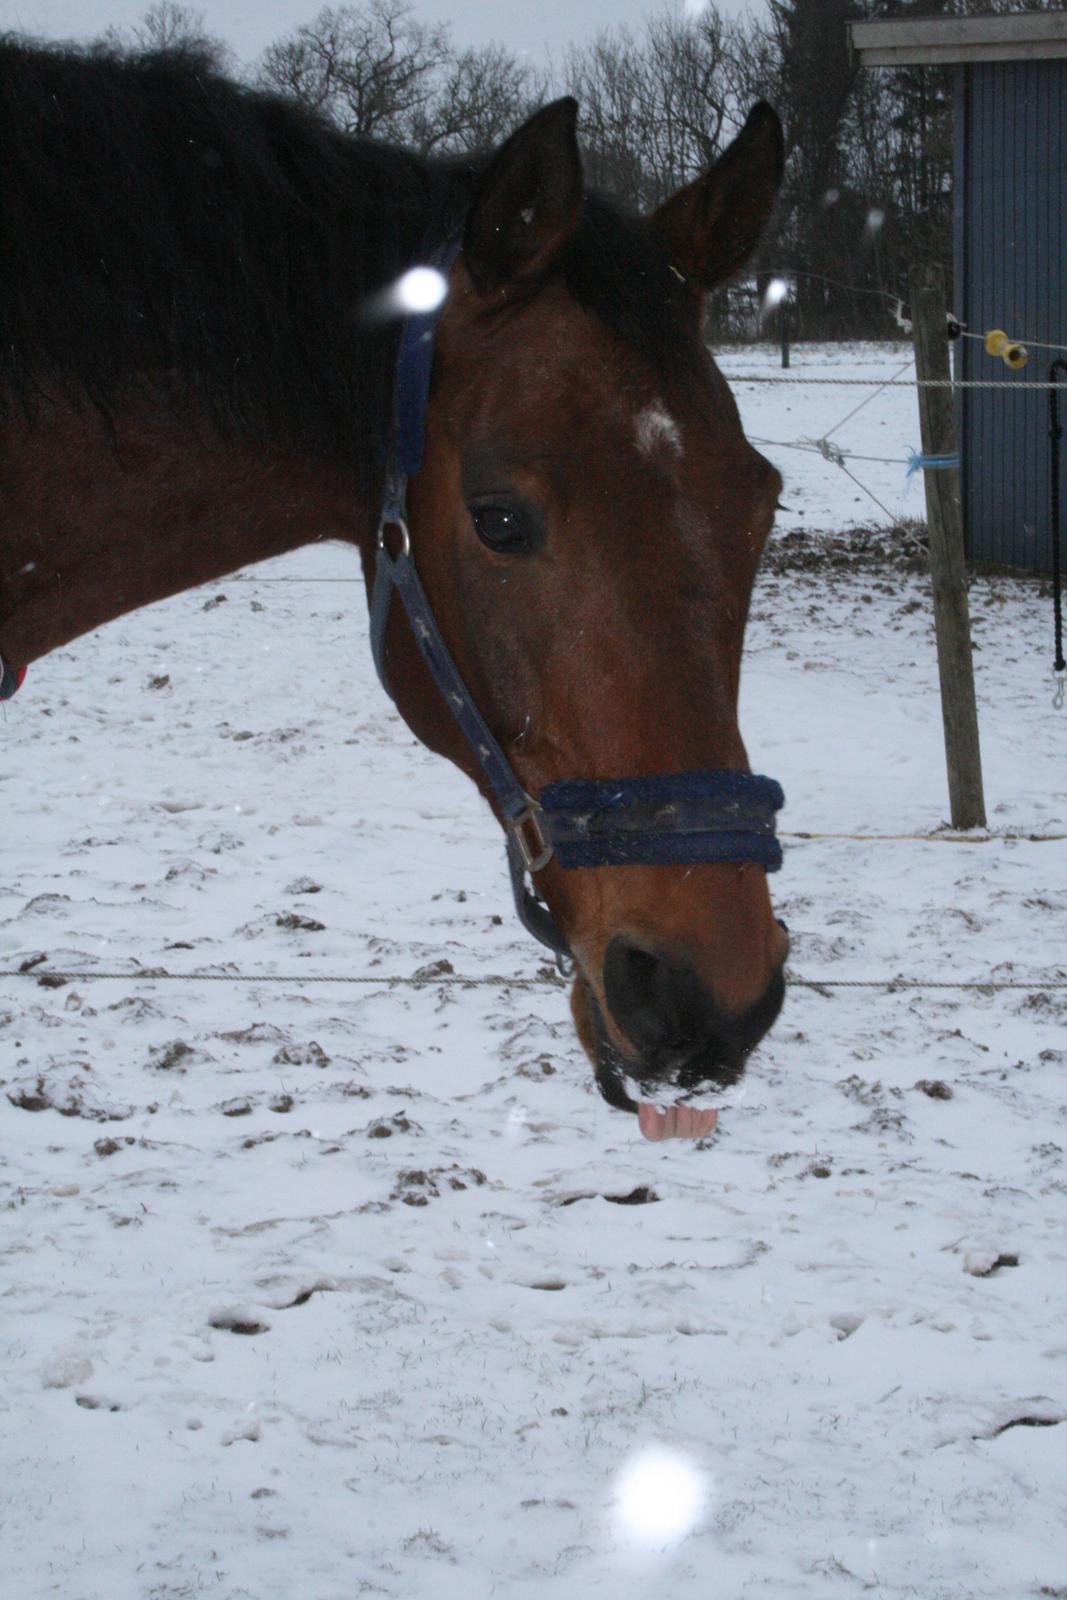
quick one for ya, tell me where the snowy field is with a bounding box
[2,342,1066,1600]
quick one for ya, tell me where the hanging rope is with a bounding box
[1050,360,1067,703]
[747,436,905,466]
[819,358,917,442]
[722,374,1067,388]
[0,965,1063,993]
[906,450,960,477]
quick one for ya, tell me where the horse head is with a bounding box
[373,99,789,1138]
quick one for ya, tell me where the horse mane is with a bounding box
[0,37,690,466]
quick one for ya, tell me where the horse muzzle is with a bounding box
[577,935,788,1127]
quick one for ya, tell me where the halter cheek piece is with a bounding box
[0,654,26,700]
[371,239,784,968]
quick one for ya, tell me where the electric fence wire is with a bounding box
[741,355,920,521]
[0,965,1063,993]
[722,374,1067,388]
[956,327,1067,356]
[762,267,1067,356]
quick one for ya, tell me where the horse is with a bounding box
[0,39,789,1142]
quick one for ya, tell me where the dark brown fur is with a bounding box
[0,41,788,1107]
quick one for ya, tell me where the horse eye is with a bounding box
[470,502,535,554]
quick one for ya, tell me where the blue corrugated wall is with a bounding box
[954,59,1067,570]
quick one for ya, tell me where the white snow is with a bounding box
[1,342,1065,1599]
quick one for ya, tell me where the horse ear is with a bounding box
[649,103,784,290]
[463,98,584,296]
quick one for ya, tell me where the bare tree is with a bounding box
[259,1,450,142]
[644,6,731,184]
[565,26,658,208]
[565,4,737,210]
[410,42,546,156]
[98,2,232,67]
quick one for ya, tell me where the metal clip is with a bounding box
[377,517,411,560]
[508,804,553,873]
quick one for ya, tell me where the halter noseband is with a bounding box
[369,240,784,966]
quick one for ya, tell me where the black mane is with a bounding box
[0,38,689,464]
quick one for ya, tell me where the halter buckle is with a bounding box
[508,804,553,873]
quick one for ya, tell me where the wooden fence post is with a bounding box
[910,261,987,830]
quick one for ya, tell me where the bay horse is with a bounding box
[0,39,788,1141]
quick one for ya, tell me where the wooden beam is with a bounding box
[910,263,986,831]
[849,14,1067,68]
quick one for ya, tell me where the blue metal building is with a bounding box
[851,13,1067,572]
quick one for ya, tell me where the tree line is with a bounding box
[106,0,1062,341]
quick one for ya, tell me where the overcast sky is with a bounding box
[2,0,767,68]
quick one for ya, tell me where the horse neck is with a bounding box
[0,392,374,668]
[0,47,461,670]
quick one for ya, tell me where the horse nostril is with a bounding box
[602,936,709,1062]
[602,934,787,1082]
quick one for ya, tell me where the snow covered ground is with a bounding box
[2,342,1065,1600]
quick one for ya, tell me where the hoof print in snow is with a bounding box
[221,1099,253,1117]
[94,1135,135,1157]
[973,1412,1063,1441]
[558,1185,658,1207]
[41,1353,94,1389]
[148,1039,197,1073]
[367,1112,417,1139]
[280,1286,319,1309]
[915,1078,953,1100]
[8,1086,50,1112]
[829,1313,864,1340]
[964,1250,1020,1277]
[411,958,455,981]
[75,1394,122,1412]
[219,1022,287,1046]
[209,1310,270,1336]
[221,1420,262,1445]
[242,1131,281,1149]
[605,1185,659,1206]
[272,1041,330,1068]
[525,1280,567,1292]
[516,1056,557,1081]
[402,1529,455,1560]
[390,1165,486,1205]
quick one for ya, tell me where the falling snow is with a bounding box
[1,343,1065,1598]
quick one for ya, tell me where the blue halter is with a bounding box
[369,243,784,964]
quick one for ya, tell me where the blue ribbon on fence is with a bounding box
[906,449,960,479]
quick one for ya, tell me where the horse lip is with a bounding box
[580,974,750,1112]
[579,976,639,1113]
[674,1046,748,1093]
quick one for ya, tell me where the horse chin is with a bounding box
[570,973,744,1139]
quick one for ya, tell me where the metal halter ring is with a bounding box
[508,803,553,873]
[378,517,412,559]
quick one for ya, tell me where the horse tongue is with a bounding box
[637,1103,719,1142]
